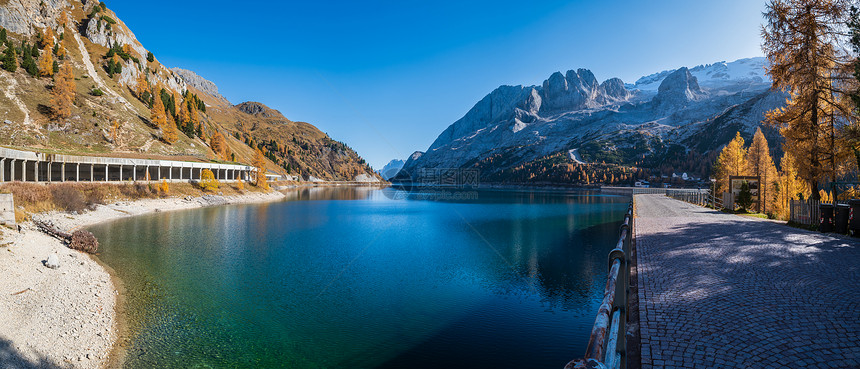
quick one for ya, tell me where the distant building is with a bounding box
[634,180,650,188]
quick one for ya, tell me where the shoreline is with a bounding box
[0,190,286,369]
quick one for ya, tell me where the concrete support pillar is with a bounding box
[76,163,80,182]
[119,166,123,181]
[22,161,26,182]
[133,165,137,181]
[10,160,15,181]
[90,164,94,182]
[0,158,4,182]
[47,162,52,182]
[169,166,172,181]
[61,162,65,182]
[105,165,109,182]
[158,166,161,181]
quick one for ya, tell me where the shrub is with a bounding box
[51,185,86,213]
[91,88,104,96]
[84,185,107,209]
[70,229,98,253]
[200,169,219,192]
[146,51,154,62]
[2,182,51,204]
[158,179,169,197]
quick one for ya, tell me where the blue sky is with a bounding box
[108,0,766,169]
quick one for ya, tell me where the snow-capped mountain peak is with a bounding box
[632,57,770,93]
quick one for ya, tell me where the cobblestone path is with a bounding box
[635,195,860,368]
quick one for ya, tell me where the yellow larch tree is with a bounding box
[762,0,854,199]
[775,152,807,219]
[210,131,227,159]
[150,92,167,131]
[253,148,269,190]
[746,128,779,214]
[122,44,137,59]
[713,132,748,194]
[135,71,149,99]
[199,169,219,192]
[178,96,190,127]
[163,114,179,144]
[159,179,170,196]
[42,28,55,48]
[110,119,121,145]
[38,43,53,77]
[49,61,75,119]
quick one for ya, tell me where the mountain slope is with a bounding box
[397,57,781,184]
[0,0,379,181]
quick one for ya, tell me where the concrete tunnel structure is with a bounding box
[0,147,267,183]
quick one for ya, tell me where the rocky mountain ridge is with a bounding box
[398,57,780,183]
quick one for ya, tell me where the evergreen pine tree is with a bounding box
[2,45,17,72]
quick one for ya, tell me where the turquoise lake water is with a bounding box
[89,187,628,368]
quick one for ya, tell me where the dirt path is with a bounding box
[635,194,860,368]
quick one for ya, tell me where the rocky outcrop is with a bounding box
[651,67,706,109]
[84,15,147,64]
[0,0,68,35]
[171,68,230,104]
[235,102,283,119]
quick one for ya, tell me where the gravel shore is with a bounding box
[0,191,285,369]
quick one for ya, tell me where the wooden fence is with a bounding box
[789,199,821,226]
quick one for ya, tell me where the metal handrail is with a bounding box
[666,190,722,210]
[566,202,633,369]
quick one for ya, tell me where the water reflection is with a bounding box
[90,187,627,369]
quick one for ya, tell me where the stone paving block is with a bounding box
[634,195,860,369]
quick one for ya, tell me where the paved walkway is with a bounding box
[635,195,860,369]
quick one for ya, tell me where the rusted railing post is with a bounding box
[566,201,633,369]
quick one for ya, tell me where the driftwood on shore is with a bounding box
[34,219,72,241]
[34,219,99,253]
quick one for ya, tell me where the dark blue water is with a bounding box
[89,187,628,368]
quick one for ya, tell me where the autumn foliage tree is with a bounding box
[50,61,75,119]
[163,115,179,144]
[763,0,854,200]
[150,91,167,130]
[135,71,149,99]
[253,148,269,190]
[199,169,219,192]
[210,131,227,159]
[713,132,748,194]
[746,128,779,213]
[37,43,53,77]
[774,152,806,218]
